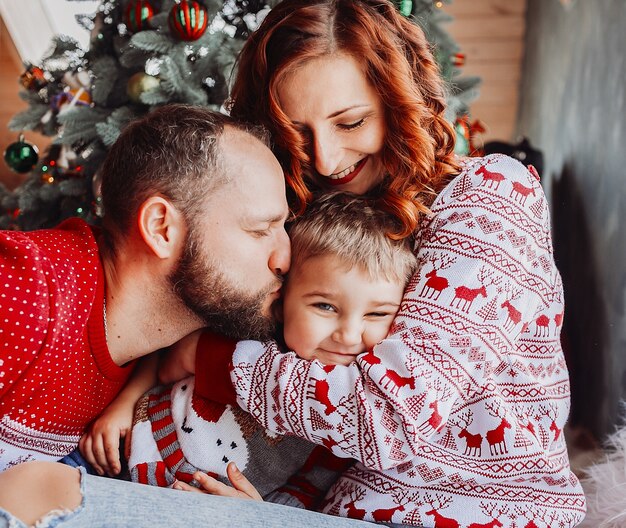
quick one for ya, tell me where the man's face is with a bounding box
[169,128,290,340]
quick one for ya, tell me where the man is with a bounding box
[0,105,290,471]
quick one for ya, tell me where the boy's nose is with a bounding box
[332,320,362,347]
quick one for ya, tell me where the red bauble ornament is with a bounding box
[169,0,208,41]
[125,0,156,33]
[452,53,466,68]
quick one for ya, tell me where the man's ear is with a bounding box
[137,196,184,259]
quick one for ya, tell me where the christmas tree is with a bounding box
[0,0,480,231]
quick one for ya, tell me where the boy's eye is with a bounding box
[313,302,336,312]
[338,118,365,131]
[252,229,271,237]
[367,311,392,318]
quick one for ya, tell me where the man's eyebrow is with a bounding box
[245,211,288,224]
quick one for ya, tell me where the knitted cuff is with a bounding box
[194,330,238,405]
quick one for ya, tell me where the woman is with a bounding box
[0,1,585,526]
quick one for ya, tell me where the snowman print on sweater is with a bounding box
[170,378,249,475]
[129,375,317,494]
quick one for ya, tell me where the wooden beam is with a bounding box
[441,0,526,17]
[452,39,524,62]
[469,80,520,105]
[452,63,522,85]
[445,16,526,39]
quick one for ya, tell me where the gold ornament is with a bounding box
[127,72,160,104]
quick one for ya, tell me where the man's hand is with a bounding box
[78,398,133,476]
[173,463,262,501]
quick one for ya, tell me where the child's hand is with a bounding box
[173,463,262,501]
[78,398,134,476]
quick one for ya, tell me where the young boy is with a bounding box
[82,192,417,507]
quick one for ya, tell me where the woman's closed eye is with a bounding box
[337,118,366,131]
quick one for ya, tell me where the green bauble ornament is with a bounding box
[4,134,39,173]
[394,0,413,16]
[453,119,470,156]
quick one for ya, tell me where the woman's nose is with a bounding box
[313,132,342,176]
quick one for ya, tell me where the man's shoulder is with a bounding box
[1,218,99,268]
[1,217,102,311]
[30,217,98,253]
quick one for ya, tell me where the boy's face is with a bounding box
[282,254,405,366]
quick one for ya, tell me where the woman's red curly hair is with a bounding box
[228,0,460,239]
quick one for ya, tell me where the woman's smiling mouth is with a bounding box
[325,157,368,186]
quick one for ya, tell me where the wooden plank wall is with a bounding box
[0,17,50,190]
[441,0,528,144]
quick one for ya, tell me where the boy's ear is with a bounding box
[137,196,184,259]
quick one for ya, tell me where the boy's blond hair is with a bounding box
[288,192,418,284]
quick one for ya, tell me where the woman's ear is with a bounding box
[137,196,184,259]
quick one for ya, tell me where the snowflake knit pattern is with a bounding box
[200,155,586,527]
[0,219,135,471]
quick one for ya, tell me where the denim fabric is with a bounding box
[58,450,98,475]
[0,467,376,527]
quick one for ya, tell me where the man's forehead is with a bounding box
[212,130,287,220]
[220,129,276,173]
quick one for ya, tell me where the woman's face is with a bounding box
[277,53,386,195]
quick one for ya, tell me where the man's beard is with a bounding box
[168,232,279,341]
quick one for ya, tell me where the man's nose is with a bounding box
[313,131,342,176]
[269,228,291,277]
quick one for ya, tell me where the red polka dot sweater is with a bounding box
[0,218,134,471]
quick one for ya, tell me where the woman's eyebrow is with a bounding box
[291,105,371,126]
[327,104,370,119]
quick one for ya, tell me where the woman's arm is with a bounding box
[201,155,568,471]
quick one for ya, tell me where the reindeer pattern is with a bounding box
[229,155,585,527]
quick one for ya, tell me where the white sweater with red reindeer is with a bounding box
[200,155,586,528]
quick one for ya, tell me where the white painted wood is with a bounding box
[0,0,98,63]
